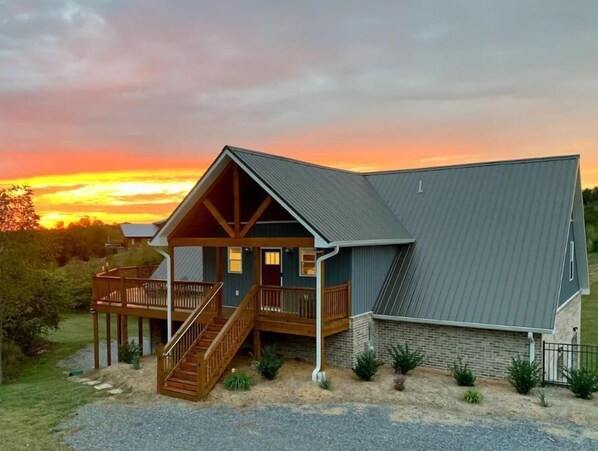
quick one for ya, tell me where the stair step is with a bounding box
[172,370,196,382]
[166,377,197,391]
[180,363,197,372]
[161,385,197,399]
[213,317,227,325]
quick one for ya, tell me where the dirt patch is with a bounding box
[93,354,598,425]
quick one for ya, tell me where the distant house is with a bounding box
[120,222,162,247]
[92,146,589,401]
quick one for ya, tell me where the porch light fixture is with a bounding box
[284,247,294,254]
[243,247,253,253]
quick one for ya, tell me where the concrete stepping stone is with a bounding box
[73,377,91,383]
[85,380,102,386]
[108,388,124,395]
[94,383,113,390]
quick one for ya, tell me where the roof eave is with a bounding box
[372,314,554,334]
[324,238,415,248]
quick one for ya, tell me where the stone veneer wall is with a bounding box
[376,320,541,379]
[543,293,581,345]
[264,313,374,368]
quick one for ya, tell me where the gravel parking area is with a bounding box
[59,402,597,451]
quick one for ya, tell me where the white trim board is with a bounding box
[556,290,581,313]
[372,314,553,334]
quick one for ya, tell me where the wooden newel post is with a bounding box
[106,313,111,367]
[197,353,207,400]
[156,344,164,392]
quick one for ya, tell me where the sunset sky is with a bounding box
[1,1,597,228]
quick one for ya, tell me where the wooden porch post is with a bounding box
[216,247,223,313]
[92,310,99,369]
[106,313,111,366]
[253,247,261,358]
[169,245,175,334]
[320,260,326,372]
[138,316,144,355]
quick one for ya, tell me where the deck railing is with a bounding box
[256,282,350,323]
[157,283,223,388]
[201,286,258,396]
[92,269,215,311]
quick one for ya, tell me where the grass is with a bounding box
[0,312,146,449]
[581,253,598,346]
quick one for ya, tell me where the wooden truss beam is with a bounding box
[203,199,235,238]
[240,196,272,238]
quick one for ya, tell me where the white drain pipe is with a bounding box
[312,246,340,382]
[527,332,535,363]
[156,248,173,340]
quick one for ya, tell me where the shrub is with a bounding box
[1,341,24,383]
[387,343,424,375]
[353,350,381,381]
[463,388,482,404]
[223,369,252,391]
[507,358,540,395]
[118,341,140,364]
[538,390,549,407]
[393,376,406,391]
[131,353,141,370]
[318,376,332,390]
[450,358,477,386]
[562,367,598,400]
[253,345,284,380]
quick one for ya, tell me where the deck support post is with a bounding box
[117,314,122,345]
[156,344,164,393]
[92,310,99,369]
[138,316,143,355]
[253,330,261,359]
[121,315,128,346]
[106,313,111,366]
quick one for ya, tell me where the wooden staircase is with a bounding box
[157,285,258,401]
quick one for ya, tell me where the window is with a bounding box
[228,247,242,274]
[299,248,316,277]
[264,251,280,266]
[569,241,574,281]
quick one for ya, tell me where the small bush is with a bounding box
[353,350,381,381]
[318,376,332,390]
[223,369,253,391]
[253,345,284,380]
[507,358,540,395]
[463,388,482,404]
[562,367,598,400]
[393,376,406,391]
[118,341,140,364]
[538,390,549,407]
[131,353,141,370]
[450,358,477,387]
[1,341,24,383]
[388,343,424,375]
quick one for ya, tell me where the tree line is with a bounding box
[583,187,598,253]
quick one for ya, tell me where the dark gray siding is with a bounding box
[152,247,203,281]
[559,222,580,307]
[325,248,351,287]
[351,246,397,315]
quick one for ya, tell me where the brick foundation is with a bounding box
[376,319,540,379]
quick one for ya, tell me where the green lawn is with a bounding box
[0,313,146,450]
[581,253,598,345]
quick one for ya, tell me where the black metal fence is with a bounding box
[542,342,598,386]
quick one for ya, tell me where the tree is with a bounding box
[0,185,39,232]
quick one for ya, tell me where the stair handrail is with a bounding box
[163,282,223,357]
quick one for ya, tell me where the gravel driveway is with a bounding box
[59,402,597,450]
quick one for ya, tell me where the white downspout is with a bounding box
[156,248,173,340]
[527,332,535,363]
[312,246,340,382]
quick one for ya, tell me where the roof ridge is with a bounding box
[364,154,580,176]
[225,145,363,176]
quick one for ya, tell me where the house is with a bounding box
[91,146,589,400]
[120,221,162,247]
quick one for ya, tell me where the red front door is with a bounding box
[261,249,282,311]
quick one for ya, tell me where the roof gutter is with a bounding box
[155,248,173,340]
[311,246,340,382]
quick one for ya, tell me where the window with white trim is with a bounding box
[569,241,574,281]
[228,247,243,274]
[299,248,316,277]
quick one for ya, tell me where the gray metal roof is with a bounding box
[227,146,413,245]
[151,247,203,281]
[120,223,159,238]
[369,156,580,331]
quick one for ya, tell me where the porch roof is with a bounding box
[151,146,414,248]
